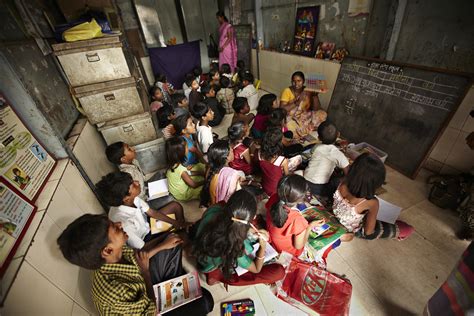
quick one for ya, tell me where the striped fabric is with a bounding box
[91,246,156,315]
[426,242,474,316]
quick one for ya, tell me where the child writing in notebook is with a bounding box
[166,137,205,201]
[266,175,325,258]
[228,121,253,175]
[333,153,414,241]
[95,171,189,249]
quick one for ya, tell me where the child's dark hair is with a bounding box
[345,153,386,199]
[171,93,186,107]
[165,136,187,171]
[221,63,231,74]
[260,128,283,160]
[209,69,219,79]
[270,175,308,228]
[257,94,276,115]
[155,73,166,83]
[200,139,230,206]
[210,62,219,72]
[200,82,214,96]
[232,97,247,113]
[157,102,175,128]
[228,121,246,143]
[192,102,210,121]
[193,66,203,77]
[267,108,287,128]
[150,86,162,101]
[236,60,245,70]
[241,72,254,84]
[172,113,191,136]
[57,214,110,270]
[95,172,133,207]
[291,71,305,82]
[105,142,125,164]
[193,190,256,279]
[318,121,338,144]
[185,73,195,86]
[220,76,231,88]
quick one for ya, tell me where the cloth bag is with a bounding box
[277,259,352,316]
[63,19,103,42]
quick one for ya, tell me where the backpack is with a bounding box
[428,174,472,210]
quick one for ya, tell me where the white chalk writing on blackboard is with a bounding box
[344,97,357,115]
[340,64,459,112]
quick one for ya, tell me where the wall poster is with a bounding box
[0,93,56,201]
[292,6,320,57]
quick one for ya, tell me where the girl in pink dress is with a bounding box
[216,11,237,72]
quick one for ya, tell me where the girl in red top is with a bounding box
[266,175,324,257]
[228,121,253,175]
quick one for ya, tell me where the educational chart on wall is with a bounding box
[292,6,320,57]
[328,57,472,178]
[0,178,36,276]
[0,93,56,201]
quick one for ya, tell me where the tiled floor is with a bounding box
[179,99,470,315]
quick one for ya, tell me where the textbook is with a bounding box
[301,207,346,251]
[154,271,202,314]
[147,179,169,200]
[234,242,279,276]
[376,196,402,224]
[150,214,175,235]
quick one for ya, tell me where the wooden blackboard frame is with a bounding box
[328,56,473,179]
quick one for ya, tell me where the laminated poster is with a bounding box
[0,178,36,276]
[0,93,56,201]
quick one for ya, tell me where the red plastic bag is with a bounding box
[277,260,352,316]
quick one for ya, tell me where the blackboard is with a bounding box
[233,24,252,71]
[328,56,472,178]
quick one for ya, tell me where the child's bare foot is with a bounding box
[340,233,354,242]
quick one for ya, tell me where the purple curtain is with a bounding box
[148,41,201,88]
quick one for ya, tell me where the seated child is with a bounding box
[183,73,196,99]
[192,102,215,155]
[216,76,235,114]
[220,63,233,79]
[333,153,414,241]
[200,140,244,206]
[267,108,304,157]
[193,190,285,286]
[95,172,189,249]
[193,66,208,85]
[172,114,204,166]
[171,93,189,117]
[266,175,325,258]
[228,121,253,175]
[149,86,165,112]
[166,137,206,201]
[236,72,258,111]
[231,97,255,126]
[232,59,245,85]
[251,93,277,139]
[188,79,203,113]
[258,128,301,197]
[57,214,214,315]
[157,102,176,139]
[106,142,146,200]
[201,83,225,127]
[304,121,349,198]
[209,69,221,89]
[154,73,174,104]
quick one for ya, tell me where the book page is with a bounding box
[376,196,401,224]
[147,179,169,200]
[154,271,202,314]
[235,242,278,276]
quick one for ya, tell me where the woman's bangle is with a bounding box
[256,255,265,260]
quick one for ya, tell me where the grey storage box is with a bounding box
[134,138,166,175]
[52,36,131,86]
[98,112,157,146]
[73,77,144,124]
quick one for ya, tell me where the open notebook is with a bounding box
[147,179,169,201]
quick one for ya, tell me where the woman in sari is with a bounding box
[216,11,237,72]
[280,71,327,138]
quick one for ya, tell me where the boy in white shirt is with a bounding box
[236,72,258,111]
[95,172,190,249]
[192,102,215,155]
[304,121,349,198]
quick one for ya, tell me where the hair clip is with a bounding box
[231,217,248,225]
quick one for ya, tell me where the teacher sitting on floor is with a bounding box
[216,10,237,72]
[280,71,327,138]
